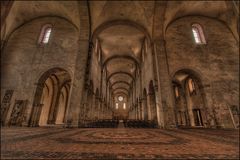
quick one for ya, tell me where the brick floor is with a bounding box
[1,127,239,159]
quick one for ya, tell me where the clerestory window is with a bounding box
[38,24,52,44]
[192,24,206,44]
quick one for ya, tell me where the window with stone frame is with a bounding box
[192,23,206,44]
[38,24,52,44]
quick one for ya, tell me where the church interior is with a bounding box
[1,1,239,159]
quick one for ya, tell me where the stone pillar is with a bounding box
[66,40,89,127]
[147,95,152,120]
[154,40,176,128]
[90,94,95,120]
[185,89,195,126]
[141,98,147,120]
[95,97,100,120]
[139,101,142,120]
[154,88,163,127]
[64,1,90,127]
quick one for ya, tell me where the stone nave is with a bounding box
[1,1,239,159]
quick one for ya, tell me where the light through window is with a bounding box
[192,24,206,44]
[118,96,123,101]
[175,86,179,98]
[123,103,126,109]
[192,27,201,44]
[116,103,118,109]
[42,28,52,44]
[38,24,52,45]
[188,78,195,93]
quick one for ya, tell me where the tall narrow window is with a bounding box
[192,24,206,44]
[123,103,126,109]
[39,24,52,44]
[116,103,118,109]
[175,86,179,98]
[188,78,196,93]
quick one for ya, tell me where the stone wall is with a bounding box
[166,16,239,128]
[1,16,79,125]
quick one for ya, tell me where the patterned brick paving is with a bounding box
[1,127,239,159]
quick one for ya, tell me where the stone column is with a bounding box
[147,94,152,120]
[65,40,89,127]
[154,40,176,128]
[139,100,142,120]
[65,1,91,127]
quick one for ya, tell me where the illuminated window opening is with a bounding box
[116,103,118,109]
[38,24,52,44]
[192,24,206,44]
[123,103,126,109]
[175,86,179,98]
[42,28,51,44]
[188,78,195,93]
[118,96,123,101]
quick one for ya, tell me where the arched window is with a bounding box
[38,24,52,44]
[192,24,206,44]
[188,78,196,94]
[116,103,118,109]
[123,103,126,109]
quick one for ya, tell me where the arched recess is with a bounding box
[172,81,189,126]
[29,68,71,127]
[172,69,209,127]
[55,82,71,124]
[149,80,157,121]
[142,88,148,120]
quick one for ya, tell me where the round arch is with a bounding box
[103,55,139,69]
[111,81,130,88]
[92,19,152,44]
[114,92,129,98]
[107,71,134,82]
[29,67,71,127]
[112,87,129,94]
